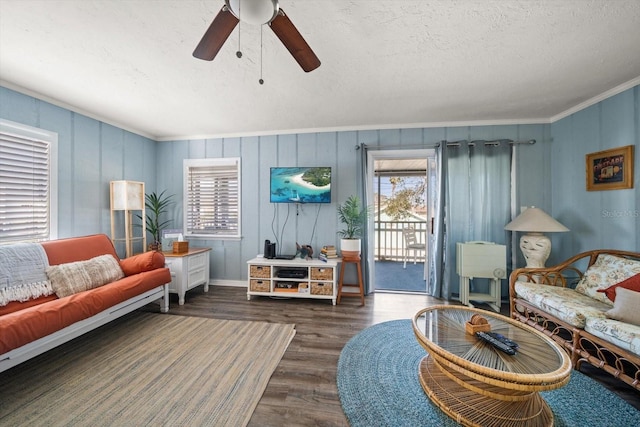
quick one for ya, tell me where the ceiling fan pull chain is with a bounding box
[259,25,264,85]
[236,0,242,58]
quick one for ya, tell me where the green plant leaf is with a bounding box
[135,190,174,243]
[337,195,371,239]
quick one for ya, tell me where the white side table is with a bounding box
[456,242,506,312]
[163,247,211,305]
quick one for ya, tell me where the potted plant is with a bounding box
[337,195,370,259]
[138,190,174,250]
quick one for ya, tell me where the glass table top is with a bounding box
[413,305,571,380]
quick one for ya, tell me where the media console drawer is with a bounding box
[310,282,332,295]
[310,267,333,280]
[250,279,270,292]
[249,265,271,278]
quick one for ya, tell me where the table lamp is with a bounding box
[504,207,569,268]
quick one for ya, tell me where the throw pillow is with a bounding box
[575,254,640,306]
[120,251,166,276]
[47,254,125,298]
[597,272,640,302]
[605,287,640,326]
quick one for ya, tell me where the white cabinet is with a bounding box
[164,247,211,305]
[246,257,339,305]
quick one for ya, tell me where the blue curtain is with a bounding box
[430,141,512,300]
[358,143,371,293]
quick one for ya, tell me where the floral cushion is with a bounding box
[597,273,640,302]
[585,316,640,357]
[575,254,640,306]
[515,281,609,328]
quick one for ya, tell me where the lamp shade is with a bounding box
[504,207,569,233]
[110,181,145,211]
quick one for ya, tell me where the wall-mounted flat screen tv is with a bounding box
[270,167,331,203]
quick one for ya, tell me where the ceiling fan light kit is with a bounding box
[227,0,279,25]
[193,0,320,73]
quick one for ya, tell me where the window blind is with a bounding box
[0,132,51,243]
[184,158,241,238]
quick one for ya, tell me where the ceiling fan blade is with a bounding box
[193,5,239,61]
[269,8,320,72]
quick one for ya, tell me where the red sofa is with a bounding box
[0,234,171,372]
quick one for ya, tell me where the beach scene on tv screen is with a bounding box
[270,167,331,203]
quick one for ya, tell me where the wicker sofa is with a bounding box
[0,234,171,372]
[509,249,640,391]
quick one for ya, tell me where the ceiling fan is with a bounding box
[193,0,321,72]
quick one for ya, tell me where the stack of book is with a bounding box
[318,245,338,262]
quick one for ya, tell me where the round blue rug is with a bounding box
[337,319,640,427]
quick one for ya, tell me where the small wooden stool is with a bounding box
[338,256,365,305]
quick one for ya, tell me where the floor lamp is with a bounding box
[504,207,569,268]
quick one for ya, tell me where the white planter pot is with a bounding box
[340,238,361,259]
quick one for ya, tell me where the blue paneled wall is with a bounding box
[158,124,549,281]
[2,84,638,283]
[551,86,639,258]
[0,87,157,248]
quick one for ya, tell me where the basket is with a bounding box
[172,241,189,254]
[465,321,491,335]
[310,267,333,281]
[311,282,333,296]
[250,279,270,292]
[249,265,271,278]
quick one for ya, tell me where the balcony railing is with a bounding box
[374,221,427,262]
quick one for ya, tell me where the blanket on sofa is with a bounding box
[0,243,53,306]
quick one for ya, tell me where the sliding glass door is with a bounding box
[365,149,436,294]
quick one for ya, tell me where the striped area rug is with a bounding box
[0,312,295,426]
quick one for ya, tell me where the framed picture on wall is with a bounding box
[586,145,634,191]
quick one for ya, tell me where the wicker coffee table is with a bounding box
[412,305,571,427]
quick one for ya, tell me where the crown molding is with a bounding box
[549,76,640,123]
[5,77,639,142]
[0,80,157,140]
[155,118,550,142]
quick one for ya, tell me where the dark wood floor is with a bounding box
[146,285,639,426]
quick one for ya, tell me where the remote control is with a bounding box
[476,331,517,355]
[486,332,519,350]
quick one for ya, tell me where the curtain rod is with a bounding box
[357,139,536,150]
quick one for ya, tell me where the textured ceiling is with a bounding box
[1,0,640,140]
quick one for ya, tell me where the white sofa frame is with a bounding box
[0,284,168,373]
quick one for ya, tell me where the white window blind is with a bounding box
[184,158,241,239]
[0,119,58,243]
